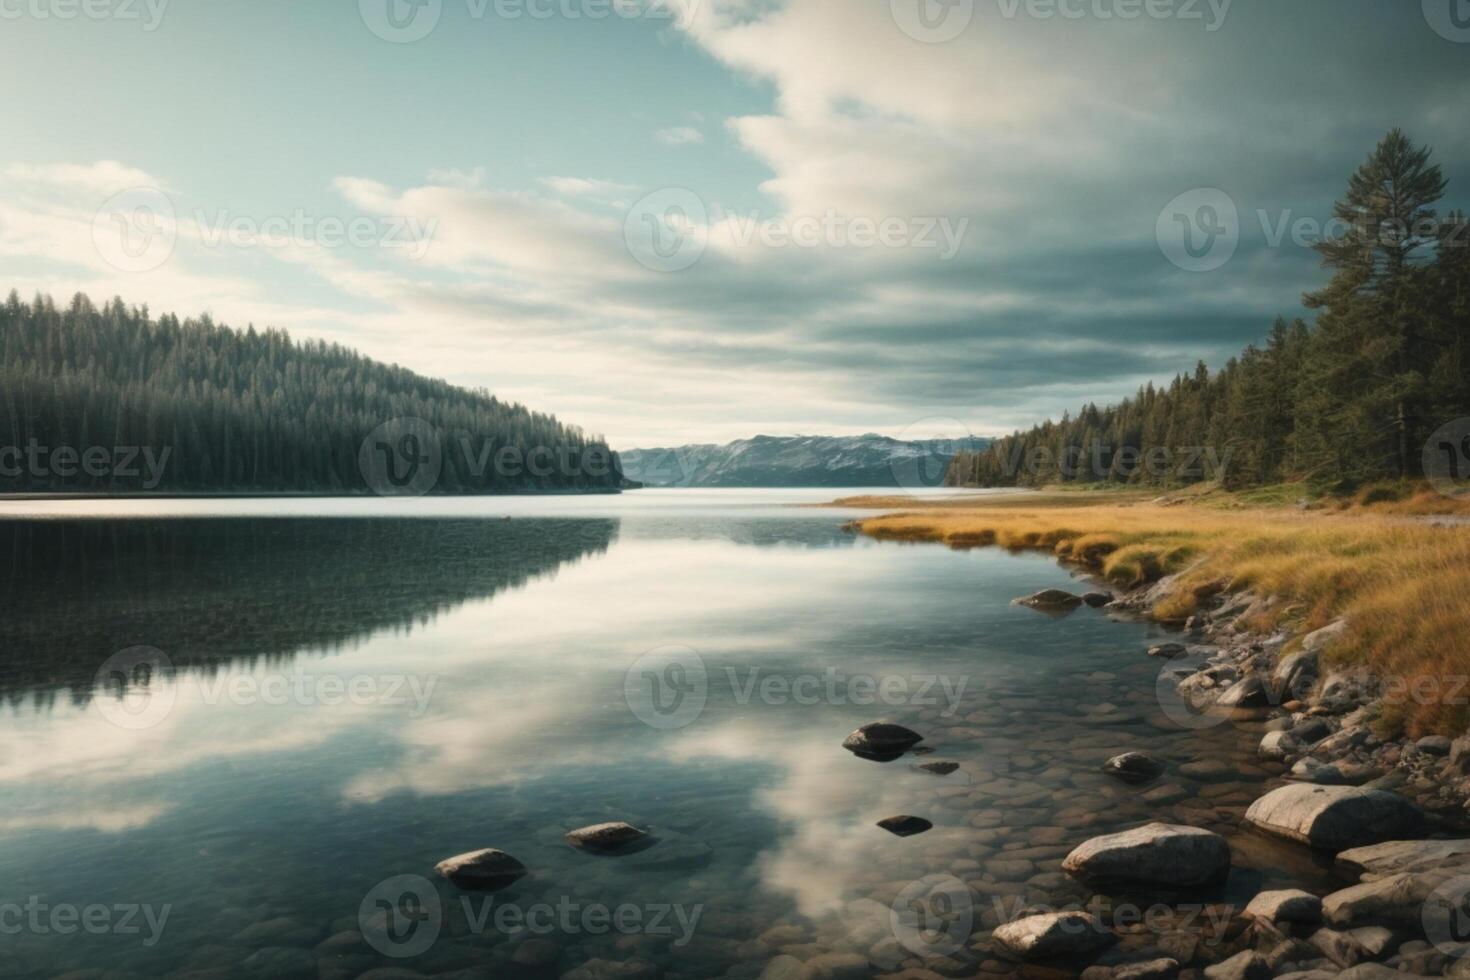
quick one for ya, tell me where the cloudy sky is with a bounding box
[1,0,1467,448]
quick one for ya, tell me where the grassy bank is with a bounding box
[838,489,1470,736]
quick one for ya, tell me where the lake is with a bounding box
[0,490,1324,978]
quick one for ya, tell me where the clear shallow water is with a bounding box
[0,490,1322,978]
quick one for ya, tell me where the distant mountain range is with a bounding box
[617,434,990,489]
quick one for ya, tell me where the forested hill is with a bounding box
[948,130,1470,493]
[0,292,624,495]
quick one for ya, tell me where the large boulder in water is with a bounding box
[1243,784,1424,852]
[841,722,923,759]
[1062,823,1231,888]
[434,848,527,890]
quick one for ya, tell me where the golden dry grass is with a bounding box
[842,495,1470,736]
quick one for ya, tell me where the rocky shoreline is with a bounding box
[980,574,1470,979]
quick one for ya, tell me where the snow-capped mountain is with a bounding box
[616,434,990,488]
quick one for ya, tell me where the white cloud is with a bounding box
[5,160,164,193]
[655,125,705,146]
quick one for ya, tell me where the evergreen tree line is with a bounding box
[0,291,624,494]
[947,130,1470,492]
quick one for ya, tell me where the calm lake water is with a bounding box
[0,490,1320,979]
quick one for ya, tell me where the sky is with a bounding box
[1,0,1467,449]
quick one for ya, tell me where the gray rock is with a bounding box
[1450,735,1470,771]
[1113,959,1179,980]
[1148,642,1188,659]
[1337,838,1470,878]
[565,822,650,851]
[1217,675,1273,709]
[1259,730,1300,761]
[876,815,932,837]
[1300,619,1348,654]
[1322,872,1447,928]
[991,911,1114,960]
[1243,784,1425,851]
[841,722,923,757]
[1103,752,1165,784]
[1016,589,1084,611]
[1290,717,1332,744]
[1082,592,1113,608]
[1417,735,1452,756]
[1202,950,1270,979]
[1274,648,1320,702]
[1062,822,1231,888]
[804,952,869,980]
[433,848,528,890]
[1242,889,1322,924]
[1308,926,1365,967]
[1338,966,1436,979]
[914,761,959,776]
[1345,925,1394,958]
[562,958,660,980]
